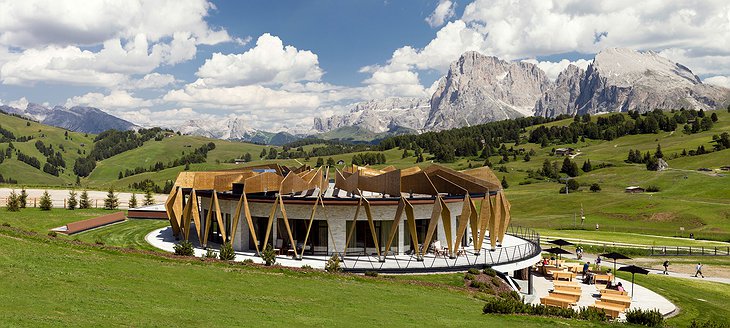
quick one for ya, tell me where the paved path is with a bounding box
[577,254,730,285]
[0,188,167,209]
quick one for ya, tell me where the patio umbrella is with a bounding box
[543,247,573,266]
[549,239,575,248]
[600,252,632,281]
[617,265,650,298]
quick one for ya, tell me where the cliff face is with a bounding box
[538,48,729,116]
[313,97,430,133]
[425,51,552,130]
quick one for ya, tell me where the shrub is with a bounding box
[173,240,195,256]
[499,290,520,301]
[218,242,236,261]
[646,185,660,192]
[482,297,524,314]
[589,183,601,192]
[690,319,728,328]
[470,280,488,289]
[464,273,476,281]
[625,308,664,327]
[242,258,254,264]
[47,231,57,237]
[364,271,378,277]
[204,248,218,259]
[301,264,313,269]
[1,222,10,227]
[39,190,52,210]
[482,267,497,277]
[491,277,502,286]
[67,190,77,210]
[576,307,608,322]
[325,254,342,272]
[6,189,20,212]
[260,244,277,266]
[467,268,480,275]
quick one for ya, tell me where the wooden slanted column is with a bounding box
[383,197,406,258]
[261,196,280,249]
[403,198,421,260]
[454,194,476,256]
[164,187,181,237]
[344,197,363,256]
[181,189,202,242]
[495,191,511,245]
[278,195,298,258]
[203,192,226,248]
[488,194,499,249]
[420,196,444,257]
[299,189,323,259]
[231,192,260,253]
[476,192,493,251]
[439,197,454,258]
[362,198,381,260]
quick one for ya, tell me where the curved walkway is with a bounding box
[146,226,540,273]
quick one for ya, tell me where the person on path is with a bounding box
[596,256,602,271]
[662,260,670,275]
[694,263,705,278]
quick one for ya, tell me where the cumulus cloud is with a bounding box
[0,0,233,87]
[521,58,591,80]
[426,0,456,28]
[163,80,320,110]
[124,73,178,90]
[196,33,323,86]
[65,90,155,109]
[703,76,730,88]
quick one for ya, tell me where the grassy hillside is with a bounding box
[0,226,606,327]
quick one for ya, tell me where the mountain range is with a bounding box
[3,48,728,143]
[0,103,137,134]
[315,48,730,133]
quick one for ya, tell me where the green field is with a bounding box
[0,226,614,327]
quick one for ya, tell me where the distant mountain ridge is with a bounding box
[316,48,730,134]
[0,103,137,134]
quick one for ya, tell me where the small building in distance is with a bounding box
[554,147,576,156]
[625,186,645,193]
[336,159,346,165]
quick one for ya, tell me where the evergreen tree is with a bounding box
[483,158,492,167]
[401,148,409,159]
[104,187,119,210]
[523,153,531,162]
[129,193,138,209]
[501,176,509,189]
[19,188,28,208]
[39,190,52,211]
[561,157,579,177]
[316,157,324,167]
[416,153,424,163]
[259,148,266,158]
[6,190,20,212]
[655,144,663,159]
[75,175,81,186]
[243,152,252,162]
[79,190,91,209]
[582,159,592,172]
[118,171,123,179]
[184,163,190,171]
[143,188,155,206]
[326,157,335,166]
[67,190,77,210]
[711,112,718,122]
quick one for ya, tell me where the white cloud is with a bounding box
[163,80,320,110]
[703,76,730,88]
[7,97,29,109]
[114,107,215,127]
[196,33,323,86]
[124,73,178,90]
[521,58,591,80]
[65,90,155,109]
[0,0,233,87]
[0,0,231,48]
[426,0,456,28]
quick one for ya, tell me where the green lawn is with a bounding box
[72,219,169,251]
[614,272,730,327]
[0,226,613,327]
[0,207,111,232]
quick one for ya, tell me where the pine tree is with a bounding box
[6,189,20,212]
[416,153,424,163]
[243,152,252,162]
[104,187,119,210]
[118,171,123,179]
[184,163,190,171]
[129,193,138,209]
[79,190,91,209]
[401,148,409,159]
[19,188,28,208]
[39,190,52,211]
[143,188,155,206]
[67,190,77,210]
[655,144,663,159]
[523,153,531,162]
[75,175,81,186]
[259,148,266,158]
[316,157,324,167]
[582,159,592,172]
[501,176,509,189]
[326,157,335,166]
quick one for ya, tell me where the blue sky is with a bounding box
[0,0,729,131]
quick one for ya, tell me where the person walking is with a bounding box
[662,260,670,275]
[596,256,602,271]
[694,263,705,278]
